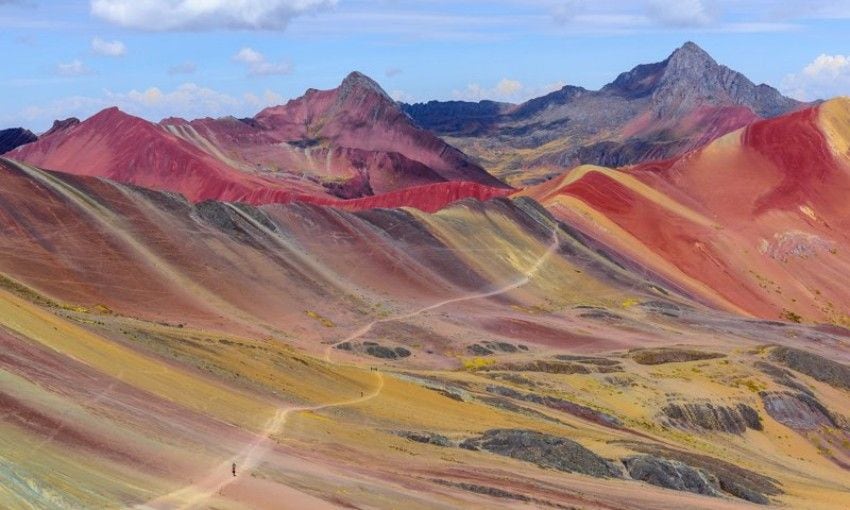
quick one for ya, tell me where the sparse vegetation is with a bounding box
[305,310,335,327]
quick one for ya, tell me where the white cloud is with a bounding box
[233,47,291,76]
[646,0,716,27]
[56,59,92,76]
[17,95,105,128]
[115,83,241,117]
[90,0,337,31]
[244,90,285,109]
[91,37,126,57]
[233,47,263,65]
[10,83,289,131]
[782,54,850,101]
[385,67,402,78]
[495,78,523,96]
[389,89,415,103]
[452,78,565,102]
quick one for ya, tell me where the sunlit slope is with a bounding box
[0,158,672,351]
[0,158,849,509]
[520,98,850,324]
[6,283,849,510]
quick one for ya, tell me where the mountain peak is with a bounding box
[338,71,393,101]
[665,41,718,71]
[90,106,134,122]
[650,41,800,117]
[672,41,711,58]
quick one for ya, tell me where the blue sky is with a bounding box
[1,0,849,131]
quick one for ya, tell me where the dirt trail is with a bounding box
[139,227,561,510]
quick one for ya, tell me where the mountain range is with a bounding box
[2,42,850,510]
[404,42,804,185]
[7,71,508,213]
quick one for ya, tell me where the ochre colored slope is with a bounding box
[1,157,849,509]
[0,158,655,341]
[521,98,850,324]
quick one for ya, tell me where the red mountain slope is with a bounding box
[160,71,507,198]
[7,107,323,203]
[520,98,850,324]
[7,73,508,212]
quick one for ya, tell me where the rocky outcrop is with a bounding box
[467,341,528,356]
[769,346,850,390]
[460,429,619,478]
[486,385,623,428]
[0,128,37,154]
[397,431,452,447]
[662,402,763,433]
[760,392,839,431]
[622,442,781,504]
[754,361,813,395]
[43,117,80,137]
[554,354,622,371]
[336,341,411,360]
[630,348,725,365]
[493,360,591,375]
[624,456,720,496]
[477,397,565,425]
[365,343,411,359]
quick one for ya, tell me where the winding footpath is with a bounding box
[139,227,561,510]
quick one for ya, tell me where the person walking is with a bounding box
[232,462,237,477]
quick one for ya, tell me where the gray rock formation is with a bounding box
[662,402,763,433]
[486,385,623,428]
[622,442,780,505]
[624,455,720,496]
[760,392,838,431]
[769,346,850,390]
[630,347,725,365]
[631,41,799,118]
[460,429,620,478]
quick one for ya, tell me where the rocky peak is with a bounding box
[602,41,799,118]
[603,43,718,100]
[658,42,725,91]
[606,42,721,101]
[666,41,717,69]
[44,117,81,137]
[651,42,800,117]
[338,71,393,102]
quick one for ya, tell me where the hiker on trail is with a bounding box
[232,462,237,477]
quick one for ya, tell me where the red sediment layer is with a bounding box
[309,181,513,213]
[743,105,838,214]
